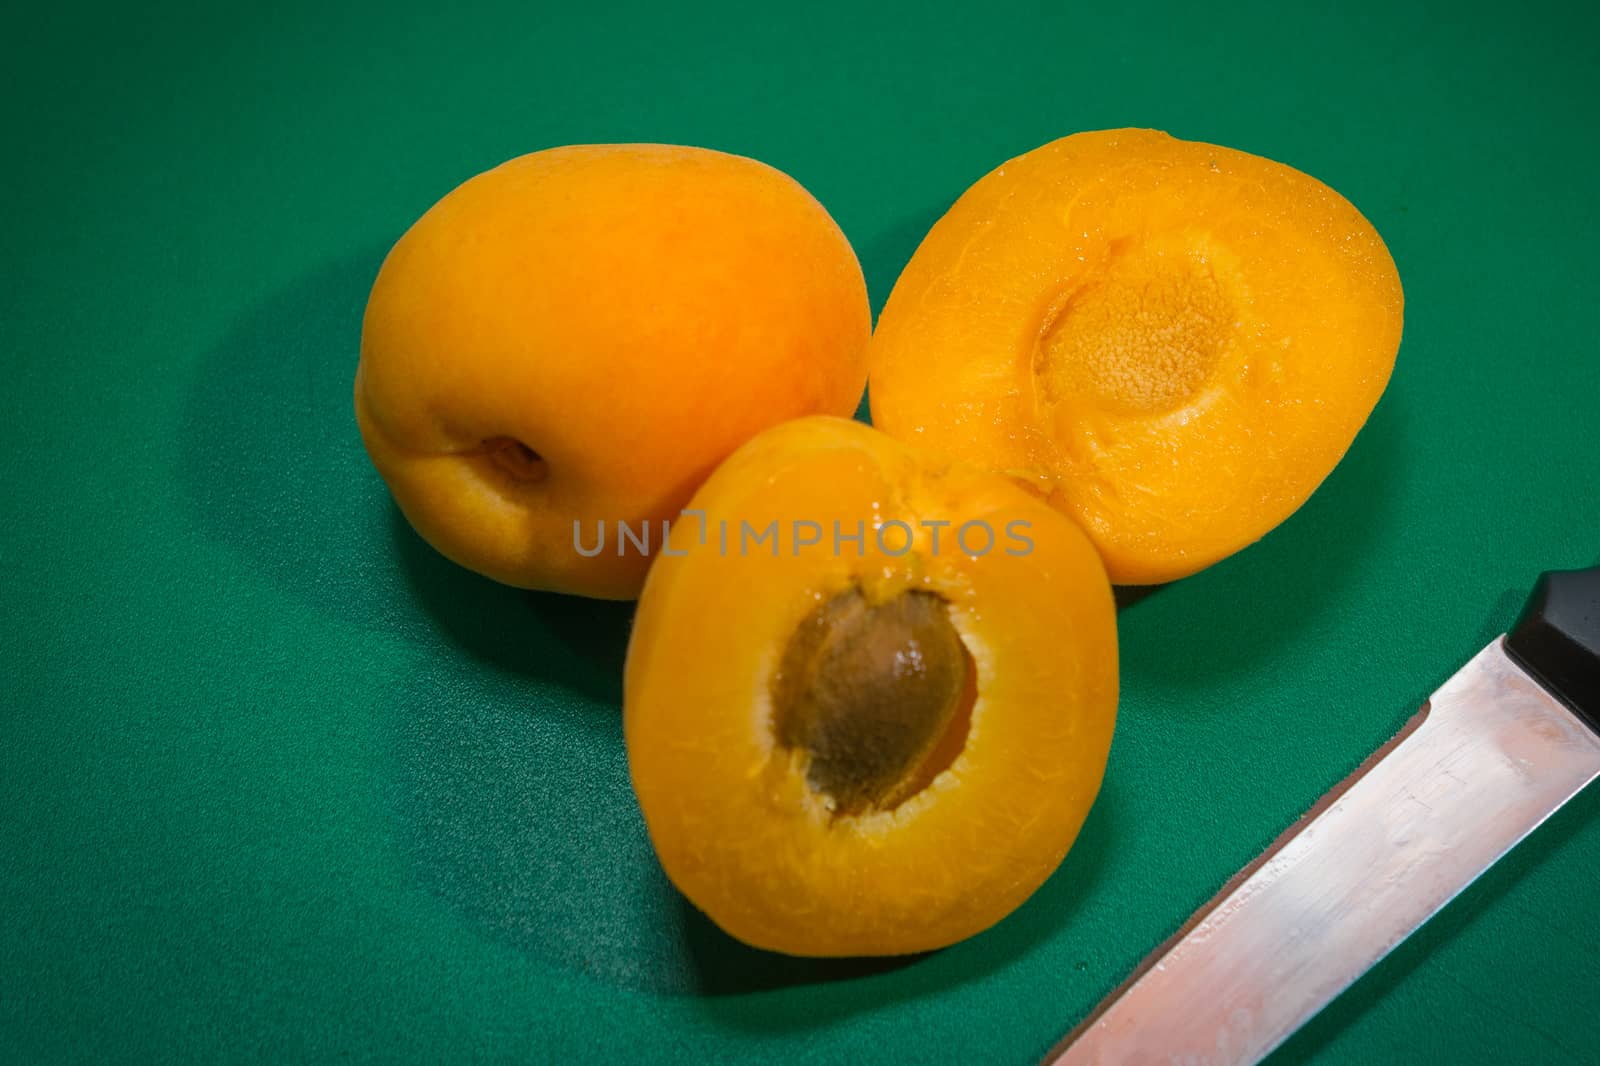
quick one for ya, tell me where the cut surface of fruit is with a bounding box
[868,128,1404,584]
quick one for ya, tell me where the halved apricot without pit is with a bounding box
[868,128,1404,585]
[624,416,1117,957]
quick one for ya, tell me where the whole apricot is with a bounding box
[356,144,870,598]
[624,416,1117,957]
[868,129,1404,585]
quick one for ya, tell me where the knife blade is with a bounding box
[1046,565,1600,1066]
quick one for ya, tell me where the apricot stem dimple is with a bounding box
[483,437,548,483]
[772,587,973,816]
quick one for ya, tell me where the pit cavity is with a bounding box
[1035,241,1232,415]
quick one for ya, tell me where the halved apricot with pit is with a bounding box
[868,128,1404,585]
[624,416,1117,957]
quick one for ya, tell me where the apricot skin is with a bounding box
[867,128,1404,585]
[356,144,870,599]
[624,416,1117,957]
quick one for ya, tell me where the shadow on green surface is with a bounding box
[1120,395,1406,693]
[1114,584,1167,610]
[389,504,630,703]
[859,204,946,322]
[177,246,415,636]
[388,647,684,992]
[676,897,928,995]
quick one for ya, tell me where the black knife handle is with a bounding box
[1506,565,1600,733]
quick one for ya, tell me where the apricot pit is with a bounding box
[772,586,973,816]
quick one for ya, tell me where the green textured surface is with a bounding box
[4,0,1599,1061]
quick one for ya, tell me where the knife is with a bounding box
[1046,565,1600,1066]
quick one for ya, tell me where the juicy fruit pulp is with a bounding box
[356,143,871,598]
[867,128,1404,585]
[624,417,1118,957]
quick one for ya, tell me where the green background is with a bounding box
[5,0,1598,1061]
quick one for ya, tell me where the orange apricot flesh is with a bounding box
[624,416,1117,956]
[356,144,870,598]
[867,129,1404,585]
